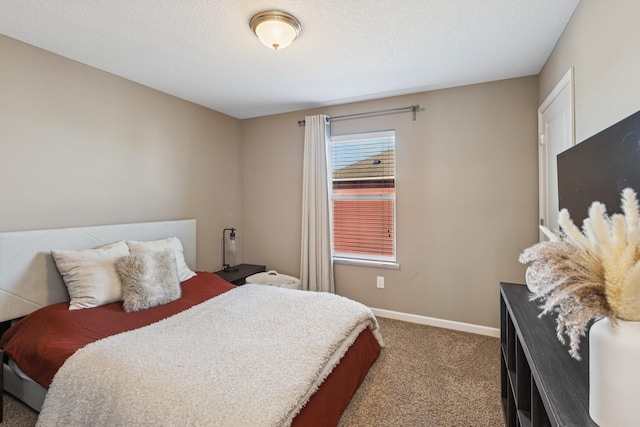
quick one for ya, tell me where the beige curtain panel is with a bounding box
[300,114,335,293]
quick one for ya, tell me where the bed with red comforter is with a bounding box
[1,272,382,426]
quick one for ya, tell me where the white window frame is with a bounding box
[330,130,399,269]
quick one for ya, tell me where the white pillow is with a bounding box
[125,237,196,282]
[52,241,130,310]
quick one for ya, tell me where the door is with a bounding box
[538,67,575,239]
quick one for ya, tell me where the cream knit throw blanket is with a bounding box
[37,285,384,426]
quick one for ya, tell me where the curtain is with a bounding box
[300,115,335,293]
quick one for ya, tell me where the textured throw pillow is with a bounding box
[125,237,196,282]
[52,241,130,310]
[116,249,181,313]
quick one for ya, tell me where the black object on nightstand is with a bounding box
[215,264,266,286]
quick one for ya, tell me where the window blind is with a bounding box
[331,131,396,261]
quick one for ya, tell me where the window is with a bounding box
[330,130,396,263]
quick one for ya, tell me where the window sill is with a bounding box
[333,257,400,270]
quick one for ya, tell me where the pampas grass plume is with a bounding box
[520,188,640,360]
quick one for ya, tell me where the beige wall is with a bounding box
[540,0,640,142]
[0,35,243,271]
[242,77,539,328]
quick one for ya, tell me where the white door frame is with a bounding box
[538,67,575,240]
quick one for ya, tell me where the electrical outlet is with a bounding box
[376,276,384,288]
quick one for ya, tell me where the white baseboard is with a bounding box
[371,308,500,338]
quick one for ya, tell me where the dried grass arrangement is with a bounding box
[519,188,640,360]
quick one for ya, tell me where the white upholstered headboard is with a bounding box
[0,219,196,322]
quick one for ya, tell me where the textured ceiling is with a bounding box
[1,0,580,119]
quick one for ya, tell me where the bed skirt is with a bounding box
[292,326,381,426]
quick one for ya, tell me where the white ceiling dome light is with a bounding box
[250,10,301,50]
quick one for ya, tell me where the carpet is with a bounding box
[338,317,502,426]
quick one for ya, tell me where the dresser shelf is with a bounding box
[500,282,597,427]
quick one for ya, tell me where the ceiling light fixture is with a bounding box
[250,10,301,50]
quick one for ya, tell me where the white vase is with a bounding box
[589,317,640,427]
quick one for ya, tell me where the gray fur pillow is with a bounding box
[116,249,181,313]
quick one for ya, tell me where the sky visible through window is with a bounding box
[332,138,392,171]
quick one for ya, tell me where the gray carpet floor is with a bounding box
[2,317,503,426]
[338,317,503,426]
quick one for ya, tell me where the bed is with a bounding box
[0,220,383,426]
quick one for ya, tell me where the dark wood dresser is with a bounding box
[500,282,597,427]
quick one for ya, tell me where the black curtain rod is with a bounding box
[297,104,423,126]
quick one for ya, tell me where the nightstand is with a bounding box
[215,264,266,286]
